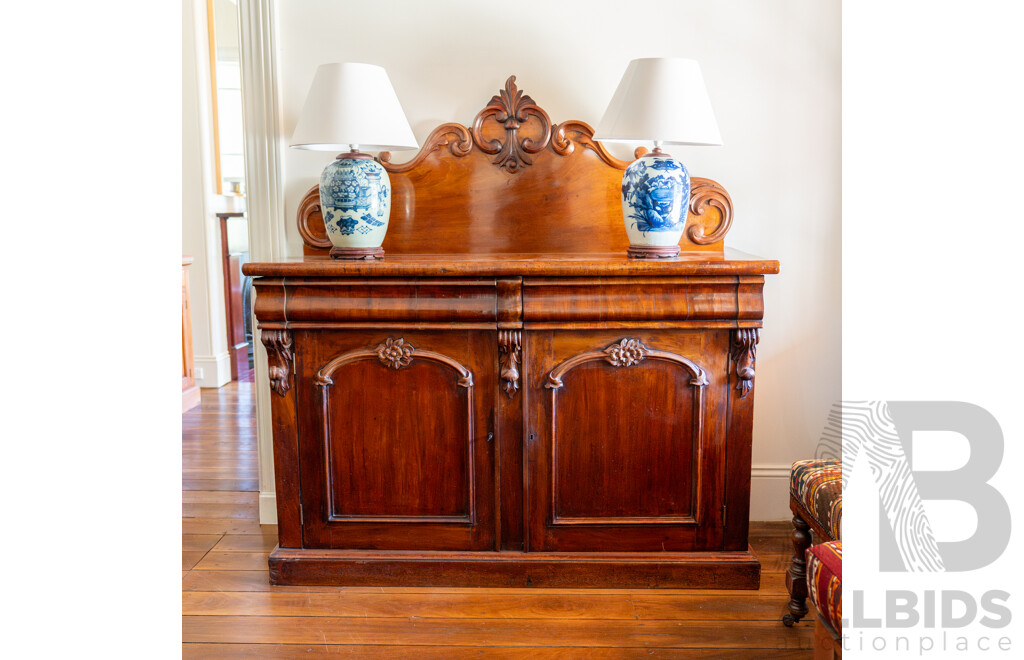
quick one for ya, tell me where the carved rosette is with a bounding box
[730,328,760,397]
[603,338,648,367]
[376,337,415,370]
[498,330,522,398]
[472,75,552,173]
[261,330,293,396]
[546,338,708,390]
[316,340,474,389]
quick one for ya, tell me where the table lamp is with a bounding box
[594,58,722,258]
[291,63,419,259]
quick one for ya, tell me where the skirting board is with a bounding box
[194,352,232,388]
[258,491,278,525]
[257,464,797,525]
[749,465,792,521]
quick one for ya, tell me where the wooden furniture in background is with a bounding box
[244,76,779,587]
[218,212,250,381]
[182,256,201,412]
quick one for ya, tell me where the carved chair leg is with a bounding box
[783,514,812,626]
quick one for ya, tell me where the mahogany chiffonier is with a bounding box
[243,77,779,588]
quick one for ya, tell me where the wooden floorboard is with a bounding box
[183,534,224,552]
[183,492,260,505]
[183,616,812,648]
[182,569,790,596]
[211,534,280,553]
[182,379,813,656]
[182,518,272,535]
[183,503,261,520]
[182,590,793,620]
[181,479,260,492]
[183,645,814,659]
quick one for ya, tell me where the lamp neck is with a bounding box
[336,147,373,160]
[650,141,671,158]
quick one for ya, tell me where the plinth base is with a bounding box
[268,546,761,588]
[330,246,385,260]
[627,245,681,259]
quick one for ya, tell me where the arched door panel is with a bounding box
[526,332,728,552]
[296,331,496,551]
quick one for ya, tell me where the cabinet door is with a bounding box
[296,330,496,551]
[525,330,728,552]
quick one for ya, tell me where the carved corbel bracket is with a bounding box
[730,328,760,398]
[498,330,522,398]
[262,329,294,396]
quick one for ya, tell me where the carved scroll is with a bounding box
[730,328,760,397]
[296,186,331,249]
[317,337,474,389]
[546,338,708,390]
[498,330,522,398]
[380,123,473,173]
[472,75,552,172]
[262,330,293,396]
[551,120,635,168]
[687,180,734,245]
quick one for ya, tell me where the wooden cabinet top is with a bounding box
[243,249,778,278]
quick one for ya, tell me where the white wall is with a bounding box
[263,0,840,520]
[183,0,232,388]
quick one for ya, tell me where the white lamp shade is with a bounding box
[594,58,722,146]
[290,63,419,152]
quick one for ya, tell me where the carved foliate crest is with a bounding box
[472,76,552,173]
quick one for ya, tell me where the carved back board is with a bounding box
[298,76,733,256]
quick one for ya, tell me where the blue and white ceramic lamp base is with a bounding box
[319,153,392,260]
[621,151,691,259]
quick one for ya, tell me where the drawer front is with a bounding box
[523,276,764,323]
[525,329,729,552]
[296,329,497,550]
[256,278,499,325]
